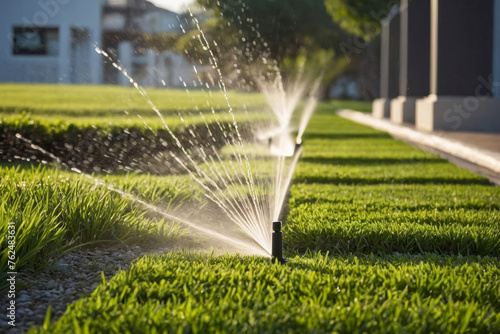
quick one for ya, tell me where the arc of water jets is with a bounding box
[14,133,269,257]
[15,9,321,257]
[95,45,273,253]
[296,74,323,145]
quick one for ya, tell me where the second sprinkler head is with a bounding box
[294,142,302,155]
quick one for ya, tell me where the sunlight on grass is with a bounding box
[30,252,500,333]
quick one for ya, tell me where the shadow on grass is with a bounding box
[0,106,254,118]
[284,227,500,258]
[0,161,46,169]
[303,132,392,140]
[291,197,500,212]
[286,251,500,271]
[300,156,446,166]
[293,176,492,186]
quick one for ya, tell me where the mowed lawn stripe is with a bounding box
[286,103,500,256]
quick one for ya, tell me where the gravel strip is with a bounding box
[1,244,170,333]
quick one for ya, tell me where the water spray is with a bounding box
[272,221,288,264]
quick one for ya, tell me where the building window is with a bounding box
[12,27,59,56]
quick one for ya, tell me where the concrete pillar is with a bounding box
[494,0,500,98]
[388,13,400,99]
[373,10,400,119]
[391,0,430,124]
[118,41,133,86]
[58,25,71,83]
[372,20,391,118]
[89,28,102,85]
[145,49,156,86]
[416,0,500,132]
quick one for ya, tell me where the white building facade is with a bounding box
[0,0,104,84]
[0,0,197,87]
[101,0,197,87]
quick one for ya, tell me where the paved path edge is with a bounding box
[337,109,500,174]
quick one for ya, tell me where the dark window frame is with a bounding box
[12,27,59,56]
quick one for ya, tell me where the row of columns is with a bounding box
[373,0,500,132]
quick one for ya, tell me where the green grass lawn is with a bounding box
[286,104,500,256]
[0,165,193,289]
[30,252,500,333]
[0,84,270,139]
[328,99,372,113]
[0,84,267,117]
[1,85,498,332]
[0,84,272,175]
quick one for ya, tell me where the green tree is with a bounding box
[197,0,350,61]
[323,0,399,39]
[191,0,354,91]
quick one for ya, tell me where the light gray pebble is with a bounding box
[17,295,31,302]
[54,263,71,272]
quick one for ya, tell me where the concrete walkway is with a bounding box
[435,131,500,154]
[337,109,500,185]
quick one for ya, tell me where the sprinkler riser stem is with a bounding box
[272,221,288,264]
[294,143,302,155]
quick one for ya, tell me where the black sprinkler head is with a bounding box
[294,142,302,154]
[272,221,288,264]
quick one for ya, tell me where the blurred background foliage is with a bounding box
[144,0,396,99]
